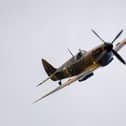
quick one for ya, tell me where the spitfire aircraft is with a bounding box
[34,29,126,103]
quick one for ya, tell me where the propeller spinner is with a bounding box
[92,29,126,65]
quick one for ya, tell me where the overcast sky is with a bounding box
[1,0,126,126]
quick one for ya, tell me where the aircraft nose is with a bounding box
[104,43,113,51]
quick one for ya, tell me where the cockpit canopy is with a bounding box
[75,50,87,60]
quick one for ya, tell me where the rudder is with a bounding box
[42,59,56,76]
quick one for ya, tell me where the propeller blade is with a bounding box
[91,29,105,42]
[111,29,123,44]
[112,49,126,65]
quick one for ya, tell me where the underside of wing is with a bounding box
[34,63,99,103]
[33,76,78,103]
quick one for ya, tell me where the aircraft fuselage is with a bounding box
[51,44,113,81]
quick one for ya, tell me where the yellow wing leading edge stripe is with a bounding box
[34,63,100,103]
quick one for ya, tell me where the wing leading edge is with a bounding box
[33,76,78,103]
[34,62,99,103]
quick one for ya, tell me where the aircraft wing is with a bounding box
[33,76,79,103]
[114,38,126,52]
[34,63,99,103]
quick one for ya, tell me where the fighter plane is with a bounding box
[34,29,126,103]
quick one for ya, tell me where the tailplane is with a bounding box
[36,59,57,87]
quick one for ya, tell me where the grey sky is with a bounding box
[1,0,126,126]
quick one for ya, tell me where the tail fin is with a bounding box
[42,59,56,76]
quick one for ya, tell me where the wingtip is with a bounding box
[33,96,45,104]
[32,100,38,104]
[33,99,41,104]
[32,101,36,104]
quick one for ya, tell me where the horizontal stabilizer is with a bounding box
[36,77,50,87]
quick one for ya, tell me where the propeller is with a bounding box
[112,49,126,64]
[111,29,123,44]
[92,29,126,65]
[91,29,105,43]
